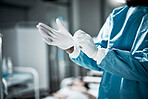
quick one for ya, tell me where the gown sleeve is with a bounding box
[70,6,148,82]
[69,14,112,71]
[99,14,148,82]
[70,51,101,71]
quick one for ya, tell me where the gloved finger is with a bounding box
[56,18,68,32]
[38,25,58,38]
[75,39,84,48]
[73,30,87,39]
[38,22,57,33]
[38,24,59,36]
[76,40,87,47]
[75,34,92,45]
[42,38,55,46]
[39,29,54,40]
[74,37,82,44]
[74,32,85,43]
[37,24,55,36]
[76,38,91,48]
[77,39,95,48]
[77,33,91,40]
[73,31,92,44]
[74,35,88,44]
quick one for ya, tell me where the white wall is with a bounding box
[28,0,69,26]
[1,26,49,90]
[26,0,70,90]
[1,27,18,65]
[71,0,102,37]
[16,27,49,90]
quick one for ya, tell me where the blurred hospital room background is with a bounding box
[0,0,125,99]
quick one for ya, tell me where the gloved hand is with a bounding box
[36,18,74,50]
[73,30,108,64]
[73,30,97,58]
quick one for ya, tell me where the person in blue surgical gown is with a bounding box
[37,0,148,98]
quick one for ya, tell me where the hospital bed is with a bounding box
[43,71,103,99]
[2,66,40,99]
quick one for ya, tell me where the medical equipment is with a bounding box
[3,66,40,99]
[43,75,102,99]
[7,57,13,75]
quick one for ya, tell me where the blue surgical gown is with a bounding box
[70,5,148,99]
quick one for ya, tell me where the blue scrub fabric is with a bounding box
[70,6,148,99]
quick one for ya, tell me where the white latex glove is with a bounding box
[74,30,108,64]
[36,18,74,50]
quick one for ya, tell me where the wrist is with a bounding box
[68,45,80,58]
[65,46,74,53]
